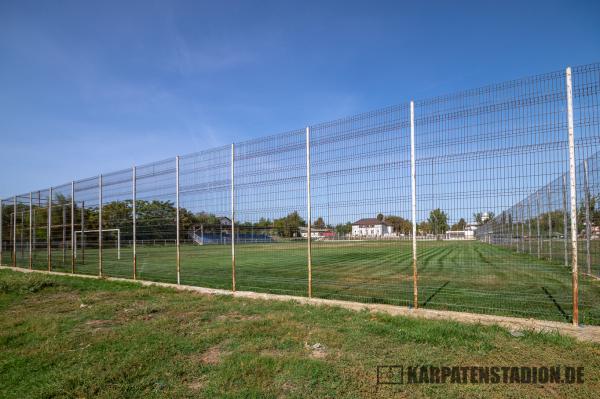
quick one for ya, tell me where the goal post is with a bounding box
[74,229,120,260]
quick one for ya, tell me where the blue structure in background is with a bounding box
[190,231,274,245]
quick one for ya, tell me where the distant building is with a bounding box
[445,222,478,240]
[218,217,232,226]
[351,218,394,237]
[299,227,335,239]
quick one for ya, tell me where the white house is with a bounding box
[445,222,478,240]
[351,218,394,237]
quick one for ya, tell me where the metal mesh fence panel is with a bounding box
[414,69,575,321]
[2,62,599,326]
[0,198,8,266]
[578,153,600,277]
[572,64,600,324]
[179,146,231,289]
[135,158,177,283]
[101,169,133,278]
[50,183,73,272]
[12,194,29,268]
[73,177,100,275]
[476,65,600,324]
[310,105,412,305]
[234,130,308,296]
[479,155,600,324]
[31,190,49,270]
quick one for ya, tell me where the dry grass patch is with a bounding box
[190,345,230,366]
[216,311,263,322]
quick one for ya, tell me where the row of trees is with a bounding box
[0,202,498,241]
[3,196,599,240]
[258,209,494,238]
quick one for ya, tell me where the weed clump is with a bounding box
[0,274,58,294]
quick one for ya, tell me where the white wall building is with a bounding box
[351,218,394,237]
[445,223,478,240]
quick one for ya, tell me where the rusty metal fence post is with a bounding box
[99,175,103,277]
[47,188,51,271]
[527,201,532,255]
[81,201,85,264]
[536,193,541,258]
[13,196,16,267]
[306,127,312,298]
[0,199,2,266]
[410,100,418,309]
[562,175,569,267]
[29,192,32,269]
[71,182,75,273]
[62,204,66,265]
[566,66,579,326]
[132,166,137,280]
[176,156,181,285]
[547,186,552,261]
[584,160,591,275]
[231,143,236,292]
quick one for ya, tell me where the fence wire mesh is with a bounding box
[310,104,412,305]
[235,130,308,296]
[1,63,599,325]
[179,146,231,289]
[134,158,177,283]
[100,169,132,278]
[73,177,99,275]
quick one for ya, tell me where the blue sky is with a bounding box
[1,0,599,197]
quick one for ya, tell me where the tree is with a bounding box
[194,212,222,229]
[313,217,326,229]
[335,222,352,236]
[384,215,411,235]
[451,218,467,231]
[377,213,384,221]
[179,207,197,232]
[537,210,567,236]
[428,208,449,236]
[255,217,272,228]
[418,221,431,235]
[98,199,184,240]
[593,196,600,226]
[251,217,273,234]
[273,211,306,237]
[474,212,495,225]
[136,200,177,239]
[577,196,600,234]
[102,200,133,236]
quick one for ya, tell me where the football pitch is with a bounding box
[6,240,600,325]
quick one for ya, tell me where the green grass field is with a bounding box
[4,240,600,325]
[1,270,599,398]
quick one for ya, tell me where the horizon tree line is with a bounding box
[3,194,599,242]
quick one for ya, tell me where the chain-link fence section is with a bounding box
[1,63,599,325]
